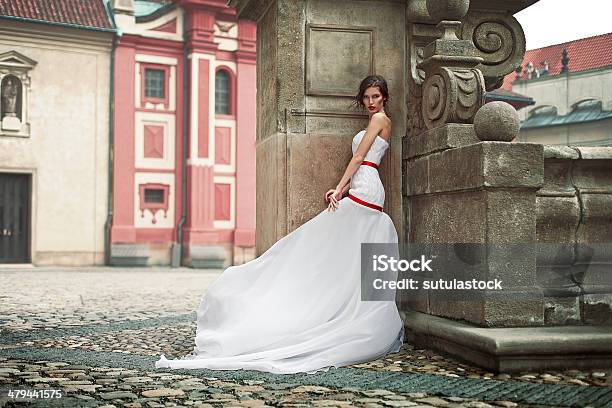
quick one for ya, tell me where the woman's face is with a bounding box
[362,86,385,114]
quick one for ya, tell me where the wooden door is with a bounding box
[0,173,31,263]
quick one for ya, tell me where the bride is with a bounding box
[156,75,405,374]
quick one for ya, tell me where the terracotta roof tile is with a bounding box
[502,32,612,90]
[0,0,114,31]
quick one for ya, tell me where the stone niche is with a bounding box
[0,51,36,137]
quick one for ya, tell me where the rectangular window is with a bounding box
[215,88,229,114]
[144,68,165,99]
[215,70,230,115]
[144,188,164,203]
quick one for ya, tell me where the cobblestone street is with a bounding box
[1,268,611,407]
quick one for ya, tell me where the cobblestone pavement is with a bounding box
[1,267,611,408]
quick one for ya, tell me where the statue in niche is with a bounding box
[1,75,22,130]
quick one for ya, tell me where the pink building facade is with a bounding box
[110,0,256,267]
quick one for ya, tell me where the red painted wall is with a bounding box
[111,2,256,264]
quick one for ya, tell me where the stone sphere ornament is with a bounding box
[426,0,470,22]
[474,101,520,142]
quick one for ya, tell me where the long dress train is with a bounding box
[155,130,405,374]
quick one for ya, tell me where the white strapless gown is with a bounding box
[155,130,404,374]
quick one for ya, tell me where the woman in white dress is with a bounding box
[155,75,405,374]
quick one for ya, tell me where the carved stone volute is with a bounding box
[417,0,486,130]
[406,0,529,134]
[461,11,526,91]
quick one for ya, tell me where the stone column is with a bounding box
[230,0,406,255]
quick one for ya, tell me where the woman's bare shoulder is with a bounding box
[371,112,392,132]
[370,112,391,125]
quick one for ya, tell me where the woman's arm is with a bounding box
[334,113,386,193]
[341,182,350,195]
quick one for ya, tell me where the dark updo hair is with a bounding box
[352,75,390,112]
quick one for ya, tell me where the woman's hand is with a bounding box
[325,188,342,211]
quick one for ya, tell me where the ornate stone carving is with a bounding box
[406,23,438,137]
[461,12,526,91]
[406,0,529,133]
[415,0,486,130]
[426,0,469,22]
[407,81,424,139]
[407,34,426,138]
[216,21,236,33]
[422,67,485,129]
[1,75,20,119]
[561,48,570,73]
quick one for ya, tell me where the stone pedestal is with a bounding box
[404,125,545,327]
[403,125,612,371]
[1,116,21,131]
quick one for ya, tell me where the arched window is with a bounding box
[215,70,230,115]
[571,98,601,112]
[528,105,557,118]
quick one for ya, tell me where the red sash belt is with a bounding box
[347,193,383,212]
[361,161,379,169]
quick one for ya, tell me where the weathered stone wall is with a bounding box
[255,1,283,254]
[249,0,406,254]
[537,146,612,325]
[402,124,545,327]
